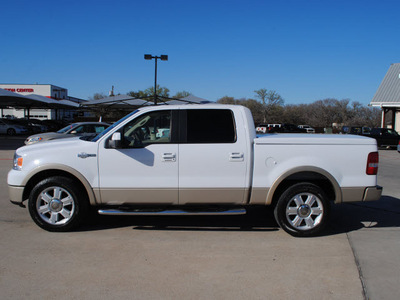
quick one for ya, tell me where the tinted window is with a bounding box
[386,129,398,136]
[186,109,236,143]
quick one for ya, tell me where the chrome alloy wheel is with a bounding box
[285,192,324,231]
[36,186,76,225]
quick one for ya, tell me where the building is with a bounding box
[0,84,85,120]
[370,63,400,132]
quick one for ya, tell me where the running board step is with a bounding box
[98,208,247,216]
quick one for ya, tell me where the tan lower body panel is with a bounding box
[341,186,382,203]
[99,188,178,205]
[249,186,382,205]
[98,188,247,205]
[249,187,270,205]
[179,188,247,205]
[341,187,366,203]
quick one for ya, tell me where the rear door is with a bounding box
[178,108,250,205]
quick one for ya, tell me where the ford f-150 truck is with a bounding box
[8,105,382,236]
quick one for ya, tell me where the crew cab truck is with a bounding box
[8,105,382,237]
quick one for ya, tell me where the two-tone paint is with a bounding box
[8,104,382,210]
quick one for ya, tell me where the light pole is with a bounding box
[144,54,168,105]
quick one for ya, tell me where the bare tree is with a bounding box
[89,92,107,100]
[254,88,268,105]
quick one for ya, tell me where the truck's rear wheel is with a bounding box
[28,176,88,232]
[274,183,330,237]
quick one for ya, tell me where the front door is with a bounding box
[98,110,179,205]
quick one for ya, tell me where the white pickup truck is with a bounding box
[8,104,382,236]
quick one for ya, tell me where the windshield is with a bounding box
[57,124,77,133]
[91,110,139,142]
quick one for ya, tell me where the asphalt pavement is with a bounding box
[0,135,399,299]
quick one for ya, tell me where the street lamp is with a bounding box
[144,54,168,105]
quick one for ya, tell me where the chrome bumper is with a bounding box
[8,185,25,206]
[363,185,383,202]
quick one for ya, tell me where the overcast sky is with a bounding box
[1,0,399,105]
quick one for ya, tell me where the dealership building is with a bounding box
[370,63,400,132]
[0,83,85,120]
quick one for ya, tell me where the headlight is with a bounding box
[13,153,23,171]
[26,137,42,144]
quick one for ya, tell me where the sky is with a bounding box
[1,0,399,105]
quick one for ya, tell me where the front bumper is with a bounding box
[8,185,25,207]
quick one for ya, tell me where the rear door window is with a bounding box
[184,109,236,143]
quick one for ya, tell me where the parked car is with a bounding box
[342,126,371,135]
[24,122,110,145]
[256,124,281,134]
[256,124,268,134]
[269,123,307,133]
[0,119,29,136]
[14,119,48,134]
[156,128,170,138]
[298,125,315,133]
[368,128,400,148]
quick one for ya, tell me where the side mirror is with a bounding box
[108,132,122,149]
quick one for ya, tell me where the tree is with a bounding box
[254,89,284,106]
[254,89,285,123]
[217,96,238,105]
[265,90,284,107]
[127,90,149,99]
[254,88,268,105]
[144,85,170,98]
[127,85,170,100]
[89,92,107,100]
[173,91,191,99]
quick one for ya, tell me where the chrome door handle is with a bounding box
[229,152,244,161]
[162,153,176,162]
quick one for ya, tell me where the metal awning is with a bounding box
[81,94,151,109]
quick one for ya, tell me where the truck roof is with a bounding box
[136,103,241,112]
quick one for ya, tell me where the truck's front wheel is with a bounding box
[274,183,330,237]
[28,176,88,232]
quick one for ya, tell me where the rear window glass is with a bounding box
[186,109,236,143]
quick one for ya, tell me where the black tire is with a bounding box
[274,182,330,237]
[28,176,89,232]
[7,128,16,136]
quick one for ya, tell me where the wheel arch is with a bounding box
[266,166,342,207]
[22,164,98,206]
